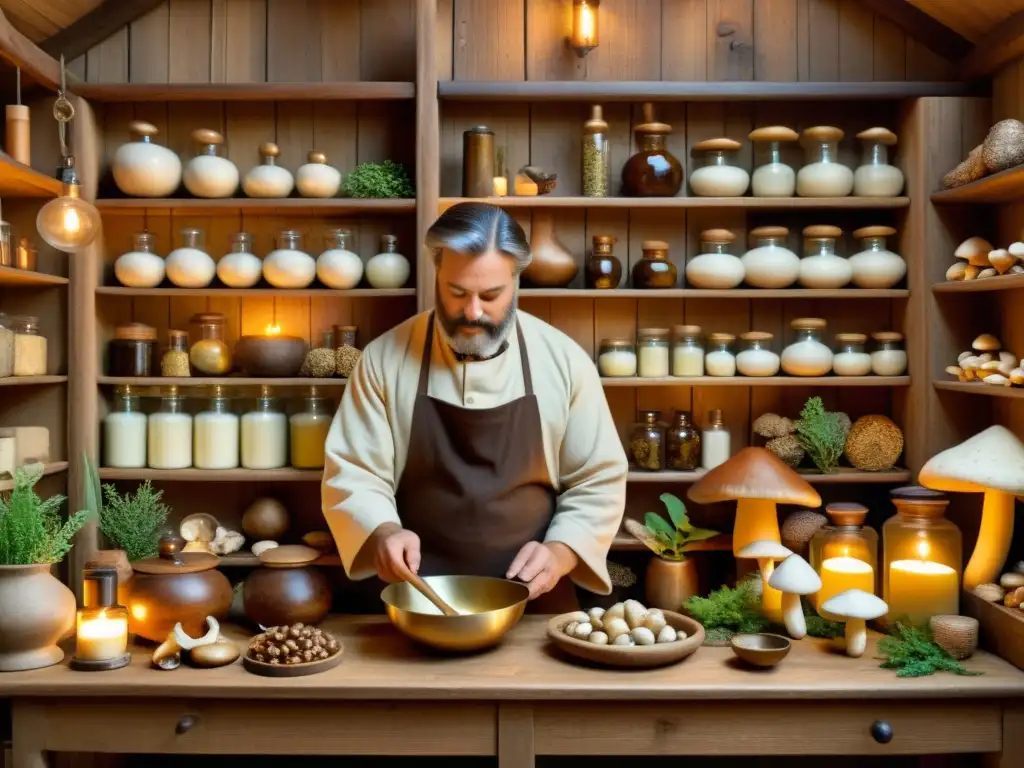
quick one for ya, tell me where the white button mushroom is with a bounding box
[737,539,793,623]
[768,553,822,639]
[603,617,630,641]
[564,621,579,637]
[643,610,668,634]
[612,633,635,646]
[588,631,609,645]
[587,606,606,623]
[604,602,625,622]
[624,599,648,629]
[656,626,678,643]
[631,627,656,646]
[820,589,889,657]
[572,622,594,641]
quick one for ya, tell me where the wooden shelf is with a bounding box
[0,461,69,491]
[75,82,415,102]
[611,531,733,552]
[962,591,1024,672]
[930,166,1024,204]
[602,376,910,388]
[0,267,69,286]
[96,286,415,298]
[933,275,1024,293]
[934,380,1024,399]
[441,196,909,209]
[218,552,342,567]
[0,375,68,387]
[627,469,910,484]
[98,377,346,388]
[97,467,323,481]
[96,198,417,214]
[0,152,62,198]
[521,288,909,299]
[438,81,976,101]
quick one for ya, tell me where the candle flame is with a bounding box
[265,323,281,336]
[579,2,596,41]
[916,539,930,559]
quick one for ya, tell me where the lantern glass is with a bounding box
[809,503,879,620]
[571,0,600,57]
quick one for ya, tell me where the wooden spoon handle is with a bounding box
[405,572,459,616]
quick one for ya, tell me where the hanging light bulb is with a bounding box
[569,0,600,58]
[36,55,100,253]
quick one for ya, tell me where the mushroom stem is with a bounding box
[964,489,1017,590]
[845,618,867,658]
[758,558,784,623]
[732,499,781,555]
[781,592,806,639]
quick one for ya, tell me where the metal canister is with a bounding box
[15,238,36,271]
[0,221,11,267]
[462,126,495,198]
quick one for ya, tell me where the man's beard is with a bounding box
[435,294,517,359]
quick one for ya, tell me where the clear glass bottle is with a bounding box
[689,138,749,197]
[242,385,288,470]
[832,333,871,377]
[704,333,736,377]
[796,125,853,197]
[798,225,852,289]
[781,318,833,377]
[810,502,879,620]
[148,385,193,469]
[161,330,191,377]
[0,312,13,378]
[632,240,677,288]
[11,315,47,376]
[290,386,332,469]
[636,328,670,378]
[667,410,701,471]
[882,486,962,626]
[585,234,622,289]
[165,227,216,288]
[194,385,239,470]
[701,409,730,470]
[630,410,665,471]
[854,128,904,197]
[686,228,745,289]
[871,331,907,376]
[582,104,610,198]
[317,228,363,289]
[736,332,780,377]
[365,234,410,290]
[216,232,262,288]
[741,226,799,288]
[74,566,129,665]
[264,229,316,289]
[749,125,799,197]
[0,220,11,267]
[333,325,358,349]
[849,225,906,289]
[621,103,683,197]
[189,313,231,375]
[103,385,147,469]
[597,338,637,378]
[114,231,165,288]
[672,325,704,377]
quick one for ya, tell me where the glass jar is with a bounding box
[290,386,332,469]
[637,328,670,378]
[849,225,906,289]
[704,333,736,377]
[103,385,147,469]
[241,385,288,470]
[854,127,904,197]
[630,410,665,471]
[114,231,165,288]
[296,150,342,198]
[871,332,907,376]
[798,225,852,289]
[166,227,215,288]
[194,385,239,470]
[585,234,622,289]
[0,220,12,267]
[0,313,13,378]
[75,566,129,666]
[621,103,683,197]
[182,128,239,198]
[11,315,47,376]
[189,313,231,375]
[796,126,853,197]
[112,120,182,198]
[148,385,193,469]
[701,409,730,470]
[882,486,961,626]
[632,239,677,288]
[810,502,879,620]
[781,318,833,376]
[597,338,637,378]
[582,104,610,198]
[749,125,798,197]
[161,330,191,377]
[109,323,158,377]
[15,238,36,272]
[317,228,363,289]
[333,325,358,349]
[689,138,749,197]
[366,234,410,290]
[736,332,780,377]
[672,325,704,377]
[832,333,871,376]
[242,141,295,198]
[264,229,316,289]
[741,226,799,288]
[667,411,701,471]
[217,232,262,288]
[686,229,745,289]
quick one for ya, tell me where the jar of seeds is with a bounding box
[161,330,190,377]
[301,329,336,378]
[334,325,361,378]
[630,409,665,471]
[582,105,610,197]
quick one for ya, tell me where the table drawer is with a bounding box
[20,699,496,756]
[533,701,1002,756]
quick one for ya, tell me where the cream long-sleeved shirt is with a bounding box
[321,309,628,594]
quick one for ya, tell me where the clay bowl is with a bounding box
[729,633,792,668]
[547,610,704,669]
[243,644,343,678]
[381,575,528,652]
[234,335,308,377]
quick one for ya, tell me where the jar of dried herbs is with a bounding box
[334,325,361,378]
[161,330,191,377]
[582,105,609,197]
[630,409,665,472]
[667,410,701,471]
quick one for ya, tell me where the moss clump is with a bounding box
[877,624,982,678]
[343,160,414,198]
[684,580,772,643]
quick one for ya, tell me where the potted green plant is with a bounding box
[624,493,721,611]
[0,462,89,671]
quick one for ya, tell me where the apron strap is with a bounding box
[515,320,534,396]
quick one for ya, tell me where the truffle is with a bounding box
[780,509,827,557]
[942,144,986,189]
[844,415,904,472]
[753,413,795,439]
[766,434,804,467]
[982,119,1024,173]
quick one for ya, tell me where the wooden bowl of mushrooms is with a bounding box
[547,600,704,668]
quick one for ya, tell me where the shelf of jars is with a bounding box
[625,468,911,484]
[601,376,909,388]
[99,377,346,389]
[75,82,417,102]
[933,274,1024,294]
[96,468,322,481]
[440,196,909,210]
[0,151,62,197]
[95,286,415,297]
[0,266,69,287]
[934,381,1024,399]
[0,375,68,387]
[930,165,1024,204]
[0,460,68,491]
[96,198,417,214]
[519,288,909,299]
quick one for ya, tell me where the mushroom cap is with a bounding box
[767,554,822,595]
[820,589,888,621]
[688,447,822,507]
[955,237,995,267]
[919,425,1024,495]
[737,540,793,561]
[973,333,1002,352]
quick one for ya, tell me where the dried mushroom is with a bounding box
[982,119,1024,172]
[563,600,682,646]
[247,623,340,665]
[942,144,986,189]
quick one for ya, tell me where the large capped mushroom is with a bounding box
[919,425,1024,590]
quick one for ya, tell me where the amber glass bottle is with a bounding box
[632,239,677,288]
[585,235,622,289]
[621,103,683,197]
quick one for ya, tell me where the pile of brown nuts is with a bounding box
[247,623,340,665]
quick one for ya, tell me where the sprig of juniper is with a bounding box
[343,160,414,198]
[0,463,88,565]
[795,396,847,473]
[877,623,982,678]
[99,480,170,562]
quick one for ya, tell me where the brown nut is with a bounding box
[1004,586,1024,608]
[973,583,1006,603]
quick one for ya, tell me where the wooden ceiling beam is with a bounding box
[856,0,974,62]
[0,8,63,90]
[39,0,165,62]
[959,11,1024,80]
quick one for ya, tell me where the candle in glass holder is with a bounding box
[72,565,131,671]
[817,556,875,618]
[887,540,959,625]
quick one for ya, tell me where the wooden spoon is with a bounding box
[405,572,460,617]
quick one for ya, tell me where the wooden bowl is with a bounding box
[234,335,308,377]
[546,610,704,668]
[729,633,792,668]
[242,645,343,677]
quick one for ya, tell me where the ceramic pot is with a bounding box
[234,335,309,377]
[523,212,578,287]
[0,564,76,671]
[644,556,699,612]
[243,565,331,627]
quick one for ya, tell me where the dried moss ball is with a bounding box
[843,415,904,471]
[929,615,978,660]
[943,144,986,189]
[752,413,795,439]
[982,119,1024,173]
[335,346,362,378]
[781,509,827,557]
[301,348,336,378]
[766,434,804,467]
[834,411,852,438]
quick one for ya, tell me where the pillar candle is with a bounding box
[887,560,958,626]
[817,556,875,620]
[493,176,508,197]
[76,612,129,661]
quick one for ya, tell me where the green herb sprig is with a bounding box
[99,480,170,562]
[685,580,772,643]
[343,160,414,198]
[795,396,847,473]
[625,493,720,561]
[0,463,88,565]
[877,624,982,678]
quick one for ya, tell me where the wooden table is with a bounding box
[2,616,1023,767]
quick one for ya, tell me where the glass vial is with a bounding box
[630,410,665,471]
[667,410,701,471]
[290,386,332,469]
[701,409,730,470]
[672,325,704,377]
[582,105,610,197]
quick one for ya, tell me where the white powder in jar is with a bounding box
[871,349,907,376]
[148,412,193,469]
[672,346,704,376]
[752,163,795,197]
[13,332,47,376]
[781,339,833,376]
[689,166,750,197]
[736,348,780,377]
[638,346,670,378]
[705,350,736,377]
[0,325,13,377]
[796,163,854,197]
[832,352,872,376]
[598,349,637,377]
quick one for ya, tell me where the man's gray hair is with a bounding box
[426,202,532,274]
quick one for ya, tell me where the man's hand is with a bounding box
[506,541,578,599]
[369,522,421,583]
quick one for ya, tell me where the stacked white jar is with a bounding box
[796,126,853,197]
[781,318,833,376]
[799,225,852,289]
[742,226,800,288]
[749,125,799,197]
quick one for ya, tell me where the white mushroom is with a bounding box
[624,599,648,629]
[1001,350,1018,367]
[946,262,968,281]
[564,621,579,637]
[564,610,589,624]
[1000,572,1024,589]
[977,353,995,364]
[151,633,182,670]
[656,626,678,643]
[945,366,966,382]
[767,554,822,639]
[612,633,635,646]
[737,540,793,623]
[1010,241,1024,259]
[964,265,981,280]
[1011,265,1024,275]
[588,631,609,645]
[173,616,220,651]
[984,373,1010,386]
[820,589,889,657]
[981,360,1013,377]
[603,602,625,622]
[643,610,668,634]
[958,351,974,364]
[955,237,994,267]
[978,268,998,279]
[251,540,279,556]
[603,617,630,641]
[209,526,245,555]
[631,627,656,646]
[990,248,1018,275]
[572,622,594,640]
[179,513,220,543]
[587,606,605,623]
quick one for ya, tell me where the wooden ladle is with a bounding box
[404,572,460,617]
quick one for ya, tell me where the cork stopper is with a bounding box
[802,225,842,239]
[192,128,224,145]
[856,127,898,145]
[853,225,897,240]
[259,142,280,159]
[641,240,670,256]
[707,409,724,427]
[584,104,608,134]
[750,226,789,239]
[673,324,702,336]
[749,125,799,142]
[592,234,618,246]
[601,338,634,350]
[114,322,157,341]
[740,331,773,342]
[700,228,736,244]
[637,327,671,341]
[634,103,672,135]
[129,120,159,139]
[693,137,742,153]
[872,331,904,343]
[791,317,827,331]
[307,150,327,164]
[707,332,735,344]
[835,332,868,344]
[826,502,868,527]
[802,126,844,143]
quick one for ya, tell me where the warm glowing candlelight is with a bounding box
[887,539,959,626]
[76,610,129,662]
[265,323,281,336]
[817,556,875,620]
[570,0,600,57]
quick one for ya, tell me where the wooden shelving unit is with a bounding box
[932,275,1024,293]
[95,287,415,298]
[0,375,68,387]
[75,82,416,102]
[99,377,346,388]
[601,376,910,388]
[98,468,323,481]
[520,288,909,299]
[0,461,69,492]
[440,196,910,209]
[0,267,69,287]
[96,198,417,214]
[934,381,1024,399]
[626,469,911,484]
[930,166,1024,204]
[0,152,62,197]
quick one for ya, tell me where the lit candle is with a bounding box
[76,610,129,662]
[817,556,875,620]
[493,176,508,197]
[887,541,959,625]
[265,323,281,336]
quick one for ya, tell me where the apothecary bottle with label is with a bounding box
[781,318,833,377]
[597,338,637,378]
[637,328,670,378]
[742,226,799,289]
[621,103,683,197]
[849,225,905,289]
[242,385,288,470]
[582,105,610,198]
[689,138,749,197]
[104,386,147,469]
[853,128,904,197]
[290,386,332,469]
[585,235,622,289]
[749,126,799,197]
[810,502,879,619]
[736,332,780,377]
[871,332,907,376]
[832,333,871,376]
[667,411,701,471]
[194,385,239,470]
[798,225,852,289]
[672,325,704,377]
[705,333,736,377]
[796,126,853,197]
[632,240,677,288]
[148,386,193,470]
[686,229,745,289]
[189,313,231,375]
[630,410,665,471]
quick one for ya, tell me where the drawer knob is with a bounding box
[175,715,198,735]
[870,720,893,744]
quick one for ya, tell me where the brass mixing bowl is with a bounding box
[381,575,529,652]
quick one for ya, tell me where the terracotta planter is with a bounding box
[523,212,578,288]
[645,556,699,612]
[0,564,76,671]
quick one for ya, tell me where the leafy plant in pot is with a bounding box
[624,493,721,611]
[0,462,89,671]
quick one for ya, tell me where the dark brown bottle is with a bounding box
[585,235,622,289]
[621,103,684,197]
[632,239,678,288]
[667,411,701,471]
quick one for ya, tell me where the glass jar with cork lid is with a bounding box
[749,126,799,197]
[832,333,871,377]
[194,385,239,470]
[741,226,799,288]
[689,138,749,197]
[796,126,853,197]
[854,128,904,197]
[333,325,362,378]
[242,385,287,470]
[103,385,147,469]
[161,330,190,377]
[109,323,157,377]
[621,103,683,197]
[0,313,14,378]
[148,385,193,470]
[597,338,637,378]
[736,332,780,377]
[667,411,701,471]
[582,105,610,197]
[781,318,833,376]
[798,225,852,289]
[585,234,622,289]
[632,240,677,288]
[686,229,745,289]
[290,387,332,469]
[630,410,665,472]
[637,328,670,378]
[811,502,879,619]
[189,313,231,375]
[672,325,704,377]
[704,333,736,377]
[11,315,47,377]
[871,332,907,376]
[849,225,905,289]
